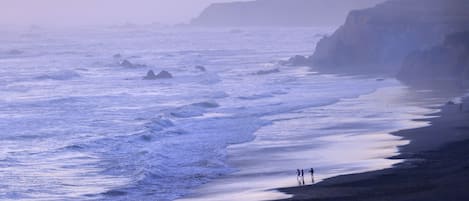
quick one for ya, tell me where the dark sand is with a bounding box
[276,97,469,201]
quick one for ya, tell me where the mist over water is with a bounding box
[0,0,388,27]
[0,0,251,26]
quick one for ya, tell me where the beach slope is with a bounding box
[277,98,469,201]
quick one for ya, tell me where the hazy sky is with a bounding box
[0,0,249,26]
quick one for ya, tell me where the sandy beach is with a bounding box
[276,94,469,201]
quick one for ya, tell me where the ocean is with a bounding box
[0,26,434,201]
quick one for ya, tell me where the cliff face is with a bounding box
[310,0,469,73]
[398,32,469,84]
[190,0,385,27]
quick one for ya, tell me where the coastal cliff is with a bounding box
[190,0,385,27]
[309,0,469,74]
[398,32,469,84]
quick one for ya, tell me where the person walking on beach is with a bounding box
[301,169,304,177]
[296,169,305,186]
[309,168,315,184]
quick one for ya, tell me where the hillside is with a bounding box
[398,31,469,84]
[190,0,385,27]
[308,0,469,74]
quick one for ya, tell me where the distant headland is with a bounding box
[190,0,385,27]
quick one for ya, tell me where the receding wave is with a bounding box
[35,70,81,80]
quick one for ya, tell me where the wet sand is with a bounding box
[276,97,469,201]
[177,86,434,201]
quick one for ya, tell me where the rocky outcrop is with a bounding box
[143,70,158,80]
[195,66,206,72]
[156,71,173,79]
[120,60,147,68]
[191,0,385,27]
[309,0,469,74]
[398,31,469,84]
[113,54,122,59]
[143,70,173,80]
[281,55,313,66]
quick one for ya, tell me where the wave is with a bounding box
[191,101,220,108]
[169,101,220,118]
[35,70,81,80]
[0,27,397,201]
[144,116,175,132]
[254,68,280,75]
[238,93,274,100]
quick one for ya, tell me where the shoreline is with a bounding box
[176,83,436,201]
[275,94,469,201]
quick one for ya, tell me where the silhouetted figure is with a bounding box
[296,169,301,177]
[297,176,305,186]
[296,174,305,186]
[309,168,315,184]
[301,169,304,177]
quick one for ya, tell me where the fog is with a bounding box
[0,0,250,27]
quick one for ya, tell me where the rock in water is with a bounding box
[156,70,173,79]
[144,70,173,80]
[195,65,206,72]
[289,55,311,66]
[120,59,147,68]
[120,60,134,67]
[143,70,158,80]
[280,55,312,66]
[113,54,122,59]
